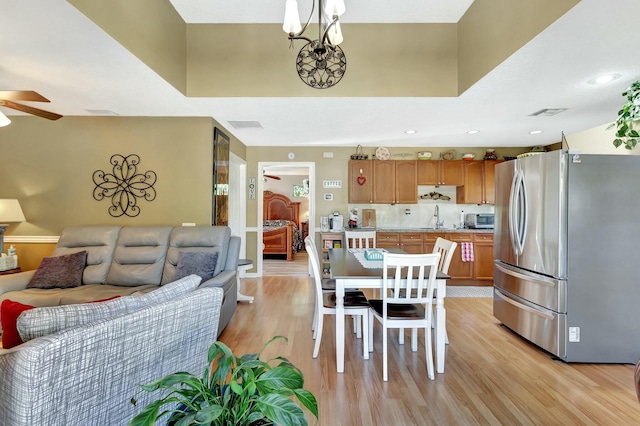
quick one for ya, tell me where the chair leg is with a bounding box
[382,325,388,382]
[362,313,369,359]
[355,315,362,338]
[312,298,317,334]
[398,327,404,345]
[368,311,374,352]
[313,313,324,358]
[411,328,418,352]
[425,325,434,380]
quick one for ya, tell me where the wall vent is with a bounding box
[228,120,263,129]
[529,108,568,117]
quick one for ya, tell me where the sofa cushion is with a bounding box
[1,299,35,348]
[124,274,202,311]
[17,296,131,343]
[175,251,218,282]
[53,226,121,284]
[26,251,88,289]
[162,226,230,285]
[106,226,173,287]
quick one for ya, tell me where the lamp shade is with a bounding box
[0,111,11,127]
[0,199,26,223]
[283,0,302,34]
[324,0,345,16]
[326,20,343,45]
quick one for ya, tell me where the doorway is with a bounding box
[257,162,315,276]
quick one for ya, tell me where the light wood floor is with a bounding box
[220,276,640,425]
[262,252,309,276]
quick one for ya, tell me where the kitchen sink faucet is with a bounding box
[434,204,444,229]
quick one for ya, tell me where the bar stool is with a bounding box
[237,259,254,303]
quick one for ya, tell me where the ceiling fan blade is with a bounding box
[0,100,62,121]
[264,174,281,180]
[0,90,50,102]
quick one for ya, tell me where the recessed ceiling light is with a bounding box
[467,130,480,134]
[529,130,543,135]
[588,74,621,85]
[404,130,417,134]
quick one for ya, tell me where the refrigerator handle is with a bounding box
[518,169,528,254]
[508,169,519,255]
[494,289,555,321]
[495,262,557,287]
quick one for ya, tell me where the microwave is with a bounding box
[464,213,494,229]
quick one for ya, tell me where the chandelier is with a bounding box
[282,0,347,89]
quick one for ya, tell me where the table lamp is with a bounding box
[0,199,26,253]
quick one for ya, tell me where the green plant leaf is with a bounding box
[129,399,163,426]
[257,393,308,426]
[257,367,304,392]
[292,389,319,419]
[193,404,224,423]
[140,372,197,392]
[613,138,623,148]
[630,129,639,138]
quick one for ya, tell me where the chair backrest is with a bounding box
[304,239,324,305]
[382,252,441,317]
[344,230,376,249]
[432,237,457,275]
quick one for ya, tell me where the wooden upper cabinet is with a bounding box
[456,160,502,204]
[372,160,396,204]
[394,160,417,204]
[371,160,417,204]
[418,160,464,186]
[348,160,373,203]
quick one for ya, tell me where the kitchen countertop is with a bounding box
[347,227,494,233]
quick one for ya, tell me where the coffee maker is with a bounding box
[330,211,344,232]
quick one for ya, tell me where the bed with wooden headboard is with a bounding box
[262,191,302,261]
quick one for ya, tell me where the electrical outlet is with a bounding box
[569,326,580,342]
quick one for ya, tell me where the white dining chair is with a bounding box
[305,240,370,359]
[344,230,377,249]
[398,237,457,347]
[368,251,441,381]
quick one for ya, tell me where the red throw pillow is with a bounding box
[1,299,36,349]
[87,296,120,304]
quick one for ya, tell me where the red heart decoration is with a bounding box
[357,176,366,186]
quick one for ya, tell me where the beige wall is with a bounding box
[69,0,188,94]
[187,23,458,97]
[0,116,217,236]
[458,0,580,93]
[566,122,639,154]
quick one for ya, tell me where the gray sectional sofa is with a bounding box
[0,274,223,426]
[0,225,240,336]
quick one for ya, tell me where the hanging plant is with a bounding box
[612,81,640,150]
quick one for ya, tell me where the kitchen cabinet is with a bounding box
[348,160,373,203]
[472,233,494,280]
[456,160,502,204]
[399,233,423,253]
[417,160,464,186]
[320,232,344,277]
[436,233,474,280]
[371,160,417,204]
[377,232,400,250]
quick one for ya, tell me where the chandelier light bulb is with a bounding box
[324,0,346,16]
[326,20,343,45]
[283,0,302,34]
[0,111,11,127]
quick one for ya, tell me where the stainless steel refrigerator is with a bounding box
[494,150,640,363]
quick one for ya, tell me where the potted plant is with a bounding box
[130,336,318,426]
[612,81,640,149]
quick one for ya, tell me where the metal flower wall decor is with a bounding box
[92,154,157,217]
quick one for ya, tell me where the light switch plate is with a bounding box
[569,326,580,342]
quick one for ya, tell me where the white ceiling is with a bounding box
[1,0,639,149]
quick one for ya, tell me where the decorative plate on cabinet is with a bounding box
[375,147,390,160]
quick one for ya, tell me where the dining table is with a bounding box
[328,247,450,374]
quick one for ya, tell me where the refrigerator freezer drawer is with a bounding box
[494,288,566,359]
[494,261,567,313]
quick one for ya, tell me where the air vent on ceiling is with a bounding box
[228,120,263,129]
[86,109,119,116]
[529,108,568,117]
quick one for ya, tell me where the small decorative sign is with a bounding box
[249,177,256,200]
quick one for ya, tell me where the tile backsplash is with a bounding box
[348,185,494,229]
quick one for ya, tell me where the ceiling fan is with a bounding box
[263,171,281,181]
[0,90,63,120]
